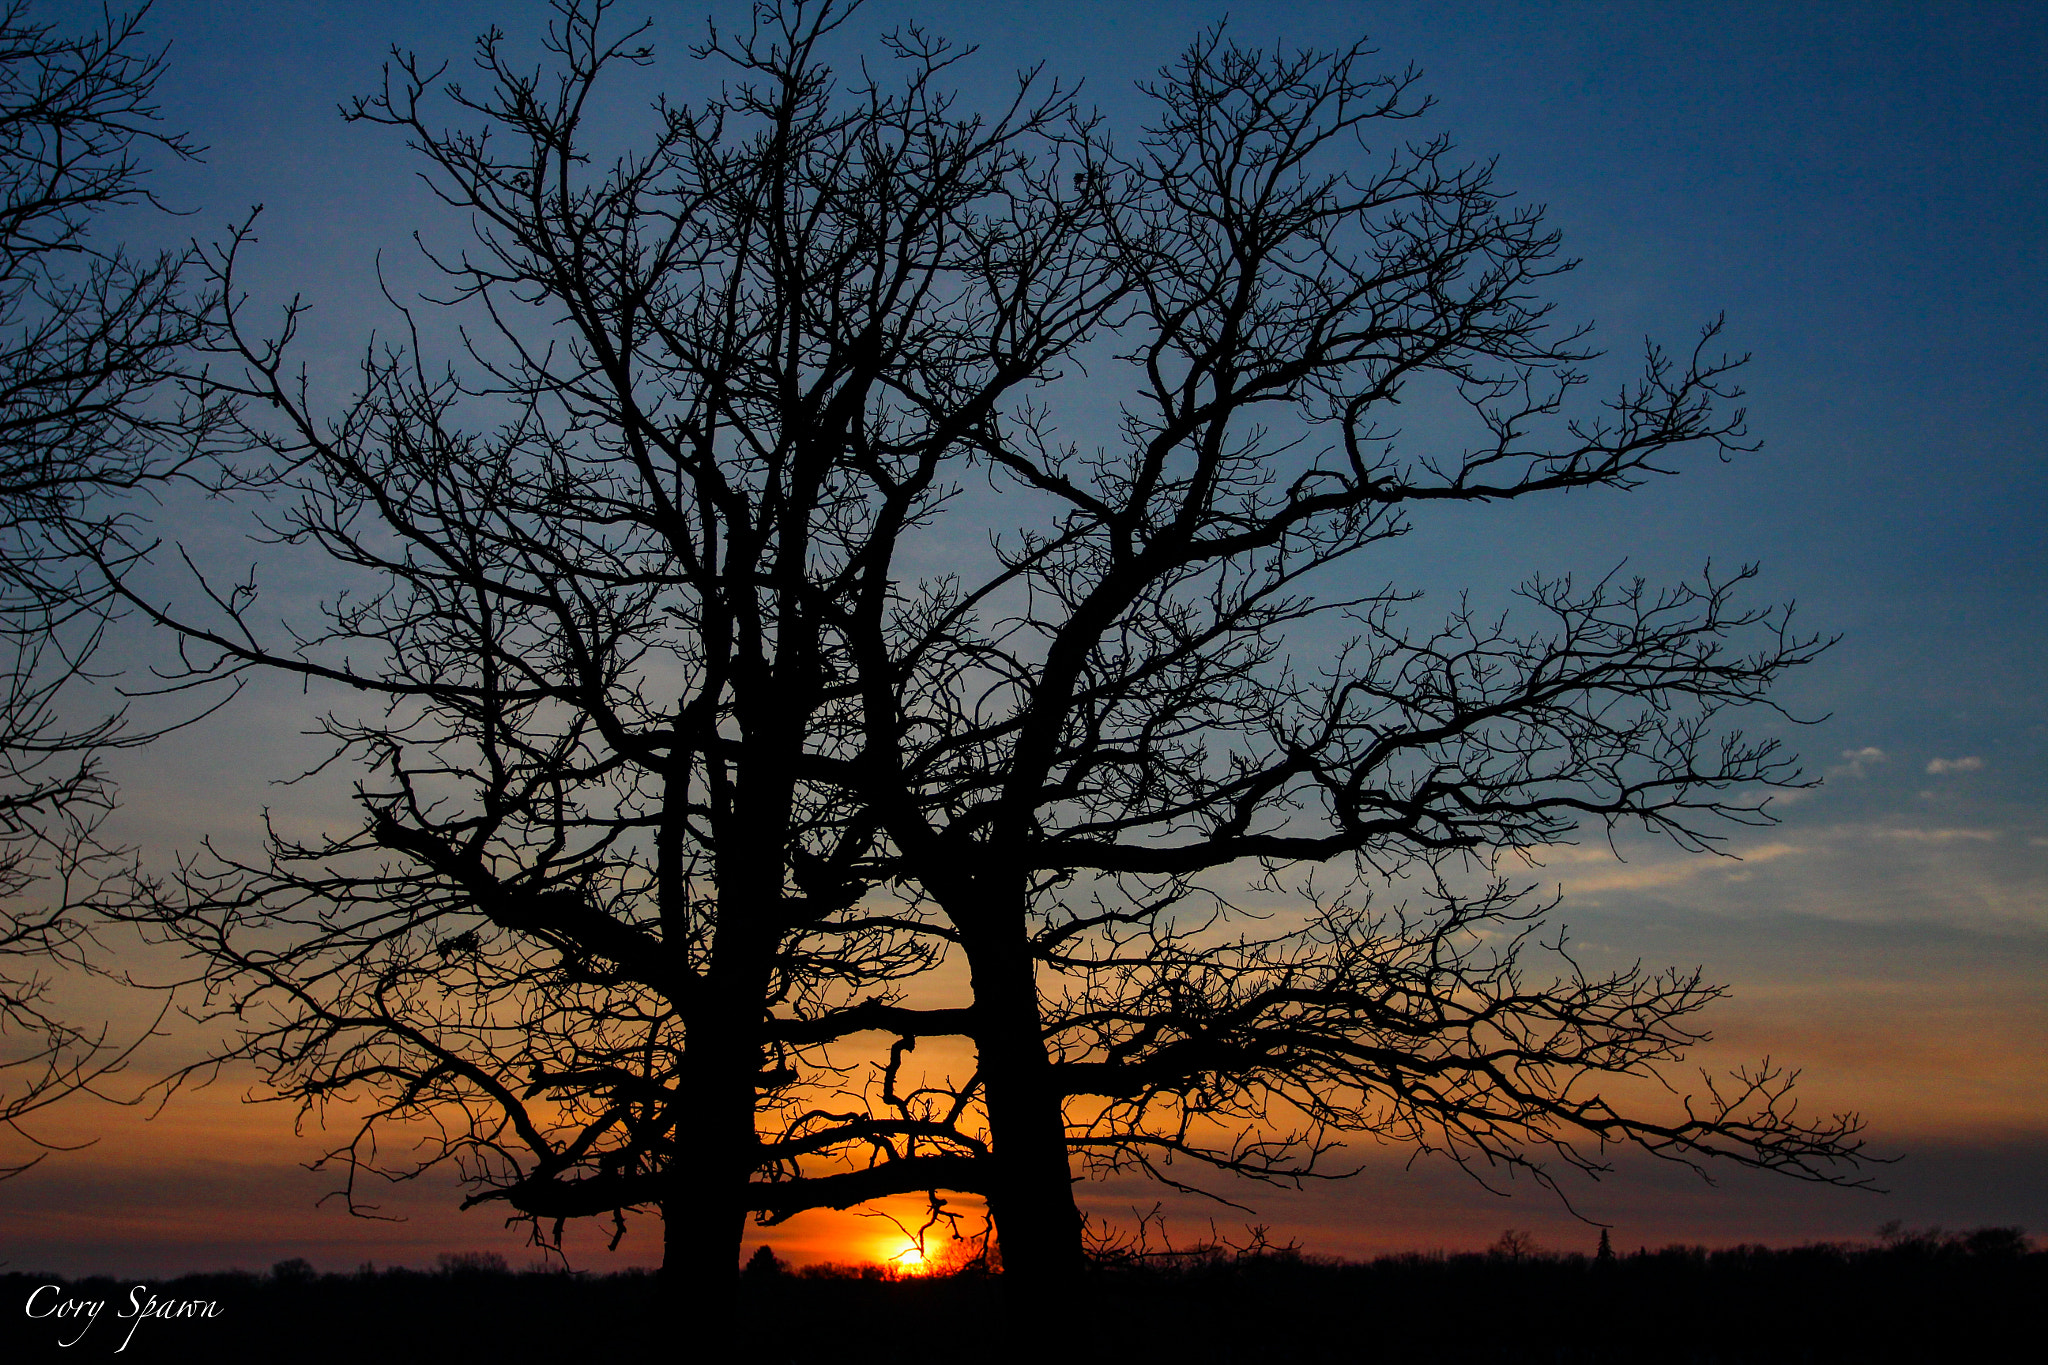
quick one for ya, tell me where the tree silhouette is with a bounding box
[823,19,1868,1284]
[113,0,1106,1297]
[0,0,222,1177]
[113,0,1867,1300]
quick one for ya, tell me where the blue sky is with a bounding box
[5,0,2044,1271]
[124,0,2048,768]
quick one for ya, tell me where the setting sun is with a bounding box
[886,1240,931,1275]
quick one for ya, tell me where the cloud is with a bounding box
[1519,839,1805,893]
[1926,755,1985,775]
[1879,827,1999,844]
[1732,841,1805,864]
[1830,747,1887,779]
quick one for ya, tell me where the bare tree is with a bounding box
[827,27,1868,1283]
[0,0,220,1176]
[113,0,1866,1300]
[114,0,1112,1293]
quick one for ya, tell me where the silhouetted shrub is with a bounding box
[435,1251,509,1276]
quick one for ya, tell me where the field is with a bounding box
[6,1228,2036,1363]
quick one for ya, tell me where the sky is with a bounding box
[2,0,2044,1276]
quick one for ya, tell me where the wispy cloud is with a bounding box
[1538,820,2047,934]
[1878,826,1999,843]
[1926,755,1985,775]
[1829,747,1887,779]
[1521,839,1805,893]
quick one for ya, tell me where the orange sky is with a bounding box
[5,861,2044,1280]
[6,678,2045,1275]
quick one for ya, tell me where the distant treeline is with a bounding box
[7,1228,2036,1364]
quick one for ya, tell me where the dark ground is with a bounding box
[4,1229,2039,1363]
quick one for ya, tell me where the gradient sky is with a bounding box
[3,0,2044,1276]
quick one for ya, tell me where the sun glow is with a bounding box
[886,1238,931,1275]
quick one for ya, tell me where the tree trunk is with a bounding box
[657,992,774,1351]
[961,891,1086,1287]
[659,852,775,1326]
[659,1027,757,1327]
[661,1143,746,1282]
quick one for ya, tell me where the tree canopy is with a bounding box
[0,0,222,1177]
